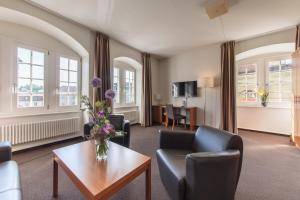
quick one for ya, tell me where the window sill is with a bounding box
[113,106,138,113]
[237,105,291,109]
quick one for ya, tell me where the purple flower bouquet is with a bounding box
[81,77,116,160]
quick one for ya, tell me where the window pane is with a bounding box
[17,95,30,107]
[68,95,77,106]
[17,48,30,63]
[60,57,68,69]
[32,95,44,107]
[69,71,77,82]
[267,58,292,104]
[69,59,78,71]
[18,64,30,78]
[237,63,257,103]
[18,78,31,93]
[59,82,68,93]
[269,93,281,102]
[269,61,280,72]
[60,70,68,82]
[32,65,44,79]
[59,94,68,106]
[69,83,77,93]
[238,66,246,75]
[113,68,120,104]
[31,79,44,93]
[32,51,44,65]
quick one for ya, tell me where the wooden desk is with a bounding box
[53,141,151,200]
[152,105,197,131]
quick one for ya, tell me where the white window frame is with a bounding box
[113,65,136,108]
[13,44,48,113]
[264,55,292,108]
[56,54,81,110]
[124,69,135,104]
[113,67,120,104]
[236,59,259,107]
[236,53,292,108]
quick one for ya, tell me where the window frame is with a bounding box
[113,65,136,108]
[13,44,48,113]
[236,53,292,108]
[236,58,259,107]
[113,67,120,104]
[264,55,292,108]
[56,54,81,110]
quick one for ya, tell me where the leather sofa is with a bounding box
[156,126,243,200]
[84,114,131,148]
[0,142,22,200]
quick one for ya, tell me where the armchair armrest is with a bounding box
[185,150,240,200]
[122,120,131,147]
[84,122,94,137]
[122,120,130,134]
[0,142,12,162]
[159,130,195,150]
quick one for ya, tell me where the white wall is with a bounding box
[158,44,221,127]
[237,107,291,135]
[151,57,161,105]
[236,28,295,54]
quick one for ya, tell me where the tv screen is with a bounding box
[185,81,197,97]
[172,81,197,97]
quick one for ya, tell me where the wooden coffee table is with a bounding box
[52,141,151,200]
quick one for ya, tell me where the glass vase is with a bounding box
[95,139,109,160]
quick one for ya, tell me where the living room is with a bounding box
[1,0,300,200]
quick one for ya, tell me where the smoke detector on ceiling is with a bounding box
[203,0,239,19]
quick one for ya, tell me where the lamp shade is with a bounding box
[198,77,215,88]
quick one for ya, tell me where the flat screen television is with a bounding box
[172,81,197,97]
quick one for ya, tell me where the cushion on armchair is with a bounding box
[156,149,193,200]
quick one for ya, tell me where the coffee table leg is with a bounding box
[53,158,58,198]
[146,163,151,200]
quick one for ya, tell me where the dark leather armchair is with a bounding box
[0,142,22,200]
[84,114,130,148]
[156,126,243,200]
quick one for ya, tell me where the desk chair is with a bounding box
[166,104,186,130]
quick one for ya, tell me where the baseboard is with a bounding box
[238,128,290,137]
[12,132,83,153]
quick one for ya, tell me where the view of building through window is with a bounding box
[17,47,45,108]
[268,59,292,103]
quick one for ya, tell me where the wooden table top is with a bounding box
[53,141,151,199]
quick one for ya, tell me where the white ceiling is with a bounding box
[27,0,300,57]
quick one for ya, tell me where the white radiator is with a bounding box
[0,118,80,145]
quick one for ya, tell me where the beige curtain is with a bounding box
[142,53,152,127]
[93,32,111,103]
[220,41,237,133]
[292,25,300,147]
